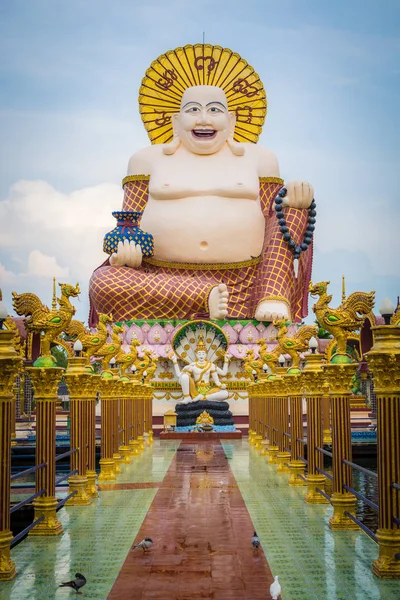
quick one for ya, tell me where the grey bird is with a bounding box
[59,573,87,594]
[251,530,261,550]
[131,536,153,553]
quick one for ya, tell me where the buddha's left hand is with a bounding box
[283,180,314,209]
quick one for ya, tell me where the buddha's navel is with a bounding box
[200,241,209,250]
[162,182,170,187]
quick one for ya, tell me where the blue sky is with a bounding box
[0,0,399,322]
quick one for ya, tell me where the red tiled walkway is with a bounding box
[108,442,276,600]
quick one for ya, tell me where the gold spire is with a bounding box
[196,334,206,352]
[341,275,346,303]
[52,277,57,310]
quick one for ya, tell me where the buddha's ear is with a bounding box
[228,111,236,137]
[163,113,181,155]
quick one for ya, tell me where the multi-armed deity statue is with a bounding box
[89,44,315,326]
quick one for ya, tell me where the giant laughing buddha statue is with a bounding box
[89,44,315,325]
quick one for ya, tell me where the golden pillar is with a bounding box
[98,374,116,481]
[136,385,145,451]
[322,383,332,443]
[26,366,64,536]
[323,362,359,529]
[302,352,330,504]
[145,384,154,443]
[128,382,140,455]
[118,377,131,463]
[111,378,122,473]
[276,378,290,473]
[286,374,306,486]
[0,328,22,580]
[85,374,100,497]
[366,324,400,578]
[64,357,95,506]
[268,379,279,464]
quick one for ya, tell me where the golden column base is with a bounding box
[29,497,63,536]
[260,440,268,456]
[66,475,91,506]
[248,430,256,445]
[129,439,141,455]
[323,430,332,444]
[86,470,98,498]
[112,453,122,474]
[304,474,330,504]
[148,430,154,444]
[10,433,17,447]
[119,445,131,464]
[137,435,145,451]
[276,451,291,473]
[0,530,16,581]
[373,529,400,578]
[254,435,263,450]
[268,445,279,464]
[98,458,116,481]
[288,460,306,486]
[329,492,359,530]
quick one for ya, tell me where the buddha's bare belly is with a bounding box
[140,196,265,263]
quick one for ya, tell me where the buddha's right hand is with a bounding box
[109,239,142,268]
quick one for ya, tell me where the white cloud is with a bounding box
[27,250,70,278]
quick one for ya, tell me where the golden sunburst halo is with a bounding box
[139,44,267,145]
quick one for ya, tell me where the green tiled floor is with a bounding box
[2,440,400,600]
[0,442,178,600]
[222,440,400,600]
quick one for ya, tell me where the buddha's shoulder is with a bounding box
[244,143,280,178]
[127,145,165,176]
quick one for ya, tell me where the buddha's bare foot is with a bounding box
[209,284,229,320]
[255,300,290,323]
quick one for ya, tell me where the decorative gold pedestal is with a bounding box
[329,492,359,530]
[304,474,330,504]
[86,470,99,497]
[119,445,131,463]
[29,496,63,536]
[373,530,400,578]
[254,434,263,450]
[137,435,145,451]
[129,439,141,455]
[248,430,256,445]
[276,451,291,473]
[260,440,268,456]
[98,458,116,481]
[0,531,16,581]
[268,446,279,464]
[112,453,122,474]
[66,475,91,506]
[288,460,306,486]
[148,430,154,444]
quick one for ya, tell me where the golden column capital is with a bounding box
[25,366,64,396]
[0,330,23,396]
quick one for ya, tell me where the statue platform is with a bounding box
[159,431,242,440]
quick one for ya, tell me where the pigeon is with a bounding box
[251,530,261,550]
[270,575,281,600]
[59,573,87,594]
[131,536,153,553]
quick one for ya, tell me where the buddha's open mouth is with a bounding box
[192,129,217,139]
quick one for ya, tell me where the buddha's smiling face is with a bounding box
[173,86,235,155]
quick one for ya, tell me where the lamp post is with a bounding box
[0,297,22,580]
[379,298,395,326]
[365,319,400,578]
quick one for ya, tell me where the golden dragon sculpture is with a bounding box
[273,320,318,370]
[64,312,113,358]
[115,337,141,373]
[309,280,375,356]
[92,323,124,371]
[12,283,80,358]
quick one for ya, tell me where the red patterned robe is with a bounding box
[89,176,313,325]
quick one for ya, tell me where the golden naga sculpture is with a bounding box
[65,312,112,358]
[258,338,280,375]
[4,316,26,358]
[92,323,123,371]
[133,348,158,381]
[273,319,318,372]
[391,307,400,326]
[309,280,375,363]
[12,283,80,365]
[243,349,264,379]
[115,337,141,373]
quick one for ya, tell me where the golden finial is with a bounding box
[52,277,57,311]
[196,334,206,352]
[342,275,346,303]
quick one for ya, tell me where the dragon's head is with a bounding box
[99,313,113,325]
[130,337,141,348]
[112,324,124,337]
[59,282,80,298]
[309,281,330,297]
[273,319,290,330]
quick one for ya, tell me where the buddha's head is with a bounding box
[168,85,241,156]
